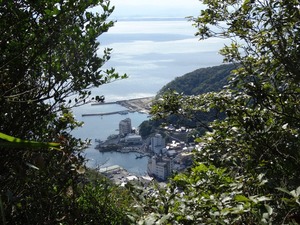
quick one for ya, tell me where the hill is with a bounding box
[139,64,237,140]
[158,63,236,96]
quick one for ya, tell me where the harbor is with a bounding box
[92,96,154,113]
[74,98,195,181]
[82,96,154,117]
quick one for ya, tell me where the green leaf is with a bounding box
[276,187,293,196]
[156,213,171,224]
[234,195,250,202]
[0,132,60,150]
[265,204,273,215]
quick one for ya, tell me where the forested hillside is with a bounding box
[0,1,131,224]
[158,63,236,96]
[140,64,235,139]
[147,0,300,224]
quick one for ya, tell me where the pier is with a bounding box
[91,101,117,106]
[82,110,129,117]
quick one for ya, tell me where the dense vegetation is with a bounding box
[0,1,131,224]
[158,63,235,96]
[140,64,234,139]
[2,0,300,224]
[146,0,300,224]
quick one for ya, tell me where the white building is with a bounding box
[150,133,165,154]
[147,155,173,181]
[119,118,132,137]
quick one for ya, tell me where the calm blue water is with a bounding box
[72,104,149,174]
[94,19,226,100]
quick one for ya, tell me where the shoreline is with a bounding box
[116,96,154,114]
[98,148,151,157]
[92,96,155,114]
[96,144,150,155]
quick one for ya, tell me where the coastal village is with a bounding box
[92,98,201,185]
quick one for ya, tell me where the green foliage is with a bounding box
[76,177,135,225]
[146,0,300,224]
[138,120,162,139]
[151,90,224,138]
[158,64,235,96]
[0,0,129,224]
[137,163,275,224]
[150,64,234,138]
[0,132,60,150]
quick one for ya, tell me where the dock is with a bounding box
[91,101,116,106]
[82,110,129,117]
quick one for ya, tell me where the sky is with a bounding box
[109,0,204,19]
[85,0,228,101]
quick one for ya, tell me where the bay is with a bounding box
[72,19,226,175]
[72,104,149,174]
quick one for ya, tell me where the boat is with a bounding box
[135,154,145,159]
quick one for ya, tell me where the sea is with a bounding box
[72,104,149,175]
[72,18,226,175]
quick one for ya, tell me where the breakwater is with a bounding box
[82,110,129,117]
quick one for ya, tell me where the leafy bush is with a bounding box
[0,0,129,224]
[146,0,300,224]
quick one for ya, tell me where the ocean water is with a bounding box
[92,19,228,100]
[72,19,226,175]
[72,104,149,174]
[72,104,148,141]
